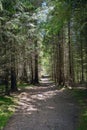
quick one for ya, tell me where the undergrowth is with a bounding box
[72,89,87,130]
[18,83,35,89]
[0,96,16,130]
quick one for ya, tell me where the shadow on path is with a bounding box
[3,79,79,130]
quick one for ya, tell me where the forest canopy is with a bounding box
[0,0,87,94]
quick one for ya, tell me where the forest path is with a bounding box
[4,78,79,130]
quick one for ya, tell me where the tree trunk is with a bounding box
[5,69,10,95]
[68,21,74,85]
[11,67,17,91]
[33,40,39,84]
[81,39,84,82]
[10,44,17,92]
[22,62,28,82]
[30,56,34,84]
[58,32,64,86]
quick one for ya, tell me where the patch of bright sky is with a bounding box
[37,1,53,23]
[42,1,47,7]
[36,1,54,37]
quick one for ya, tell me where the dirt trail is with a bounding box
[3,79,79,130]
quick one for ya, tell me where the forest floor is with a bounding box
[3,78,79,130]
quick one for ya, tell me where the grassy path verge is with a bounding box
[0,83,33,130]
[0,96,17,130]
[0,85,87,130]
[72,88,87,130]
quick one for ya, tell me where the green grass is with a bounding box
[0,85,5,93]
[0,83,35,130]
[18,83,35,89]
[72,89,87,130]
[0,96,16,130]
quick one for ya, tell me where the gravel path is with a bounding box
[3,81,79,130]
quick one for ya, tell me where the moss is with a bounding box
[18,83,35,88]
[72,89,87,130]
[0,96,16,130]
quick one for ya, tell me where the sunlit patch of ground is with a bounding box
[4,80,79,130]
[16,85,57,114]
[15,84,68,116]
[40,78,54,84]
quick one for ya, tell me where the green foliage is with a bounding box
[18,83,35,89]
[1,0,17,15]
[72,89,87,130]
[44,0,72,35]
[0,85,5,93]
[20,0,35,11]
[0,1,3,10]
[0,96,16,130]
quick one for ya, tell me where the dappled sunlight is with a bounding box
[16,83,66,115]
[32,89,58,100]
[46,106,55,110]
[40,78,53,84]
[17,93,38,114]
[3,80,79,130]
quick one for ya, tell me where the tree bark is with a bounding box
[33,40,39,84]
[10,44,17,92]
[68,21,74,85]
[5,69,10,95]
[11,67,17,91]
[58,31,64,86]
[81,39,84,82]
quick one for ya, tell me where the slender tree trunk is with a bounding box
[51,44,54,80]
[10,43,17,92]
[11,66,17,91]
[4,43,10,95]
[63,25,69,86]
[33,40,39,84]
[56,37,59,84]
[54,41,58,84]
[68,21,74,85]
[81,39,84,82]
[5,69,10,95]
[29,56,34,84]
[58,32,64,86]
[22,62,28,82]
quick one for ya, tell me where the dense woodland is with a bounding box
[0,0,87,95]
